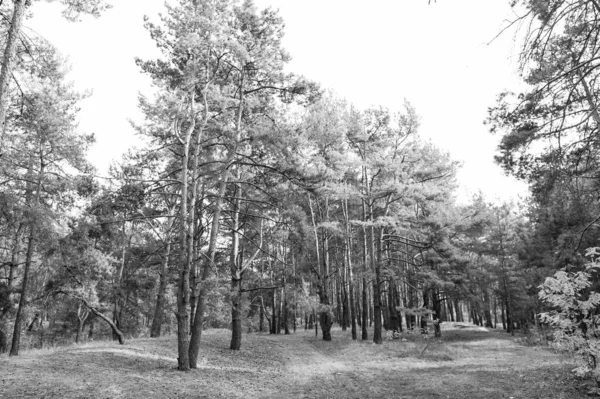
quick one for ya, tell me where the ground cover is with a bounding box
[0,324,587,398]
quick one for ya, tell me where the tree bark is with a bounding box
[10,158,43,356]
[229,179,242,350]
[9,225,34,356]
[342,197,357,339]
[175,92,196,371]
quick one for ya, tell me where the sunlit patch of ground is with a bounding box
[0,323,587,398]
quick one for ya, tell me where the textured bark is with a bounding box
[0,225,23,353]
[229,179,242,350]
[388,279,400,332]
[184,17,212,367]
[347,245,357,340]
[10,159,42,356]
[432,289,442,338]
[230,277,242,350]
[259,297,265,332]
[319,199,333,341]
[175,92,196,371]
[370,224,382,344]
[9,227,33,356]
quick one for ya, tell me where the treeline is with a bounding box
[1,0,595,375]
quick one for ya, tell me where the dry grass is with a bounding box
[0,323,588,398]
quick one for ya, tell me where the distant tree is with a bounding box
[2,44,94,356]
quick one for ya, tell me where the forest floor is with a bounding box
[0,322,590,398]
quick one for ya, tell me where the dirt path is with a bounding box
[0,325,588,398]
[267,326,585,398]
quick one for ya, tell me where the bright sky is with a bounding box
[28,0,528,203]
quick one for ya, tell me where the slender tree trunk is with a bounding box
[84,301,125,344]
[284,283,290,335]
[75,304,89,344]
[454,299,462,322]
[361,224,369,340]
[388,279,399,332]
[371,228,382,344]
[0,224,23,354]
[270,281,277,334]
[189,176,227,365]
[342,196,357,340]
[9,224,35,356]
[348,257,357,340]
[175,92,196,371]
[230,278,243,349]
[10,159,42,356]
[229,179,242,350]
[483,289,494,328]
[186,40,213,368]
[501,300,506,330]
[277,285,283,335]
[113,237,127,341]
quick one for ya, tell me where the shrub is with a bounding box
[539,247,600,384]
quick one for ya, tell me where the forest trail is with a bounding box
[0,324,587,398]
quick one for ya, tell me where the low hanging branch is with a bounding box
[55,291,125,345]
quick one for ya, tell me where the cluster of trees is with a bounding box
[487,0,600,382]
[2,0,599,377]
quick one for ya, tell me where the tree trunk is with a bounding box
[483,289,494,328]
[505,296,513,334]
[186,43,214,368]
[259,297,264,332]
[189,176,227,366]
[388,279,399,333]
[230,277,242,350]
[10,215,37,355]
[85,301,125,345]
[175,92,196,371]
[75,304,89,344]
[277,286,282,335]
[0,224,23,354]
[371,229,382,344]
[346,223,357,339]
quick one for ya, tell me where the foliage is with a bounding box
[539,247,600,382]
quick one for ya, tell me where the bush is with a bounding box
[539,247,600,384]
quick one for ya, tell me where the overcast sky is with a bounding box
[27,0,528,203]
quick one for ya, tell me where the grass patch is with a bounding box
[0,324,588,398]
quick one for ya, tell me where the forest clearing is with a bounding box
[0,324,585,398]
[3,0,600,396]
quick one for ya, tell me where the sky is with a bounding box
[27,0,529,203]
